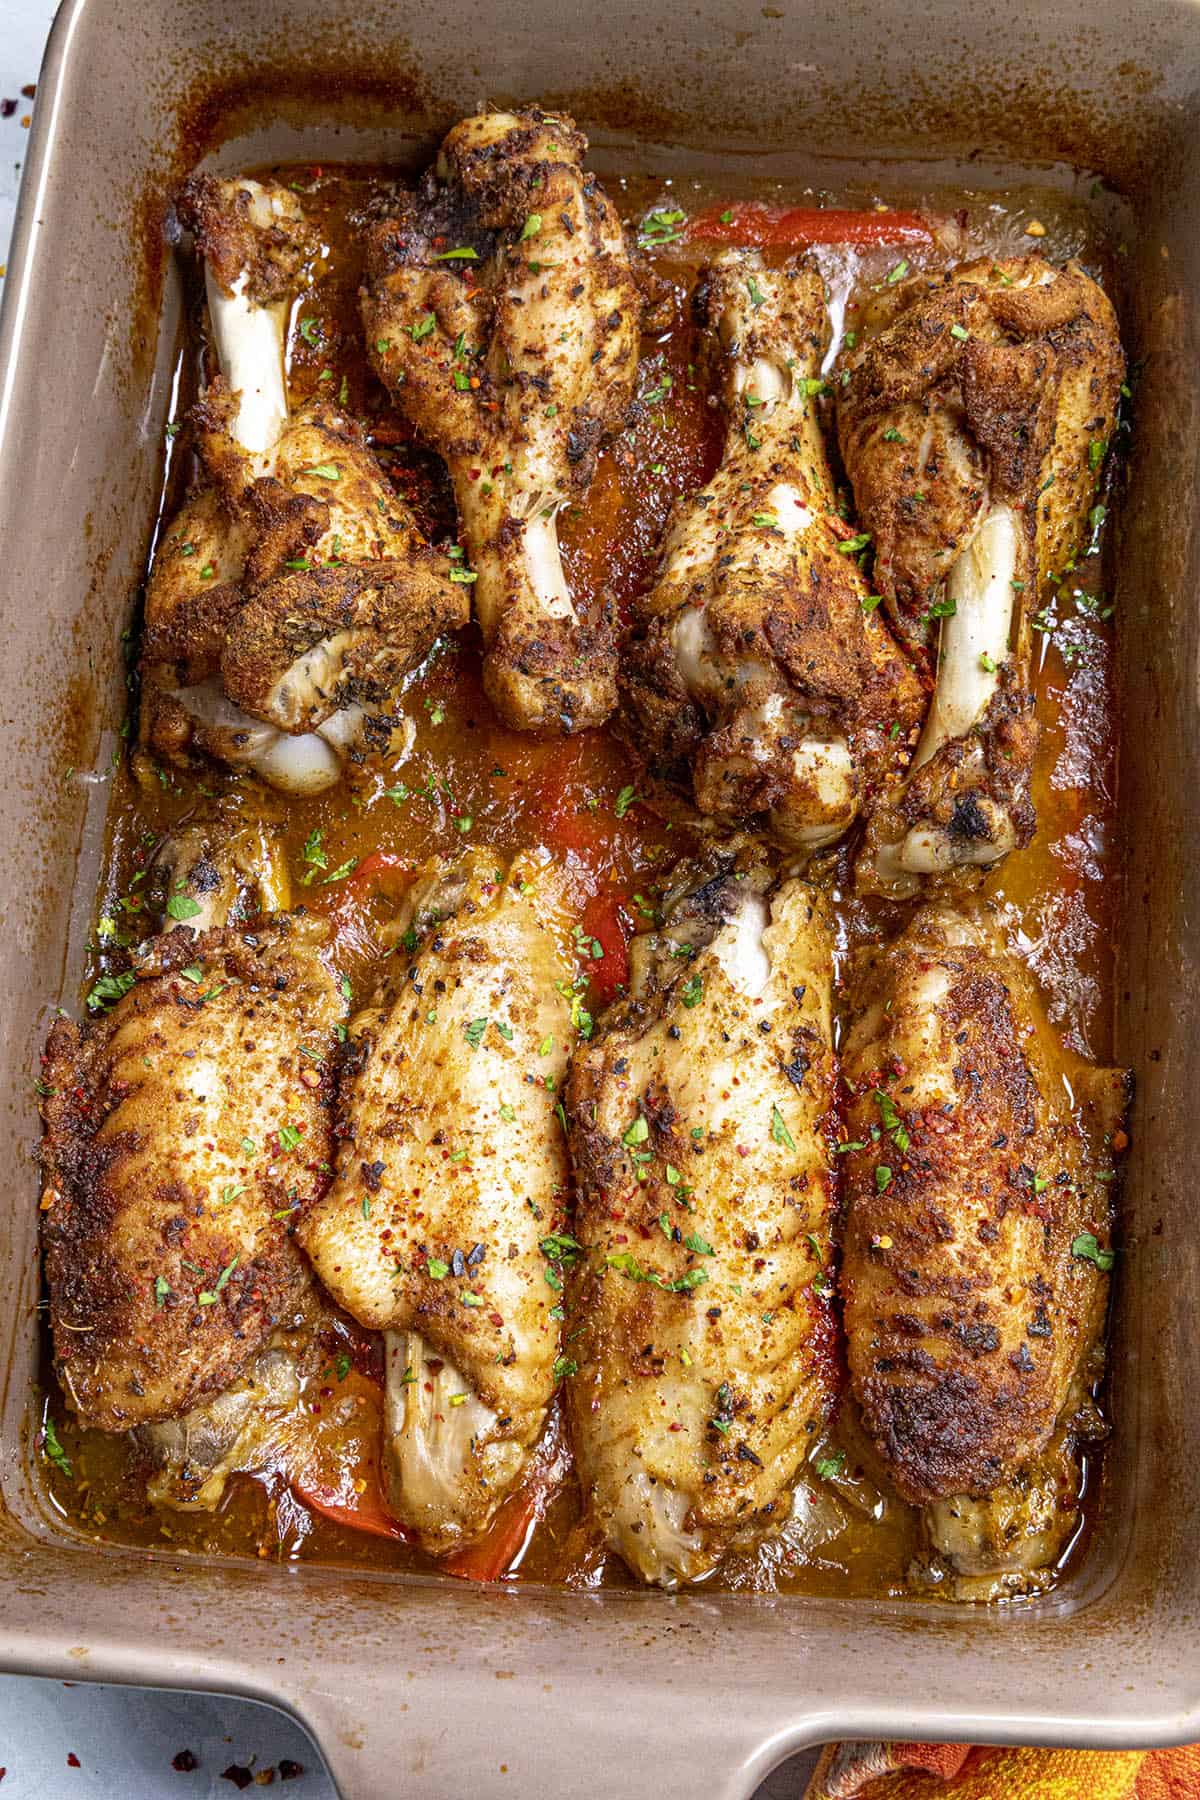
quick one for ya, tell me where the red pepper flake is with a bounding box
[67,1754,81,1768]
[279,1762,304,1782]
[221,1766,254,1791]
[172,1749,199,1772]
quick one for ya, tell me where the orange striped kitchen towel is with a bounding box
[802,1740,1200,1799]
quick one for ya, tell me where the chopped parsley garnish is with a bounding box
[770,1105,796,1151]
[41,1416,73,1479]
[87,971,136,1011]
[605,1251,709,1294]
[165,892,202,921]
[638,207,687,246]
[1071,1231,1115,1271]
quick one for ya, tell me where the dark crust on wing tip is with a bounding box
[176,174,314,304]
[38,921,341,1433]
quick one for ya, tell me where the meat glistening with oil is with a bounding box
[35,111,1130,1601]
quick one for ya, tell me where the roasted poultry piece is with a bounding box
[620,250,923,851]
[839,906,1127,1596]
[298,848,575,1554]
[139,1295,321,1510]
[141,174,464,794]
[565,852,837,1586]
[360,108,643,734]
[838,255,1124,892]
[39,811,345,1437]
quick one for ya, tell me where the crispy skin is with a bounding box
[620,252,922,851]
[839,258,1124,893]
[566,854,837,1586]
[177,174,314,305]
[298,849,574,1550]
[360,108,644,733]
[144,396,463,756]
[840,906,1127,1516]
[39,917,344,1432]
[146,171,462,789]
[839,255,1124,666]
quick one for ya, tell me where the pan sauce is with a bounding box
[36,161,1125,1598]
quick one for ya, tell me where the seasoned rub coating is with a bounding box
[566,853,837,1587]
[137,1297,318,1510]
[839,906,1127,1588]
[39,907,344,1433]
[143,179,463,794]
[361,108,643,733]
[621,251,922,851]
[176,175,313,459]
[298,849,574,1554]
[838,256,1124,891]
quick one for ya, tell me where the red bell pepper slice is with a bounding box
[690,203,933,248]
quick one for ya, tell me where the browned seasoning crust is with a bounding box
[39,917,344,1432]
[882,665,1039,861]
[620,251,923,850]
[840,906,1127,1506]
[838,255,1126,669]
[838,256,1124,894]
[566,854,838,1585]
[141,385,464,770]
[360,108,646,734]
[176,173,315,304]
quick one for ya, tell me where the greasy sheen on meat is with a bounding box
[620,250,923,852]
[142,175,464,795]
[566,852,837,1587]
[138,1300,318,1510]
[298,848,575,1554]
[839,905,1127,1593]
[838,256,1124,892]
[360,108,643,734]
[39,829,345,1433]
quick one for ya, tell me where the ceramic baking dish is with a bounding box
[0,0,1197,1794]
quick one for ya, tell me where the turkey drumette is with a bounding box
[620,250,923,852]
[839,906,1128,1597]
[361,109,643,733]
[298,849,575,1555]
[838,255,1124,893]
[566,852,837,1586]
[39,811,345,1435]
[141,175,465,795]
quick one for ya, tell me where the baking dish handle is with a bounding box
[292,1663,797,1800]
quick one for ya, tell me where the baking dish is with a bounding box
[0,0,1197,1793]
